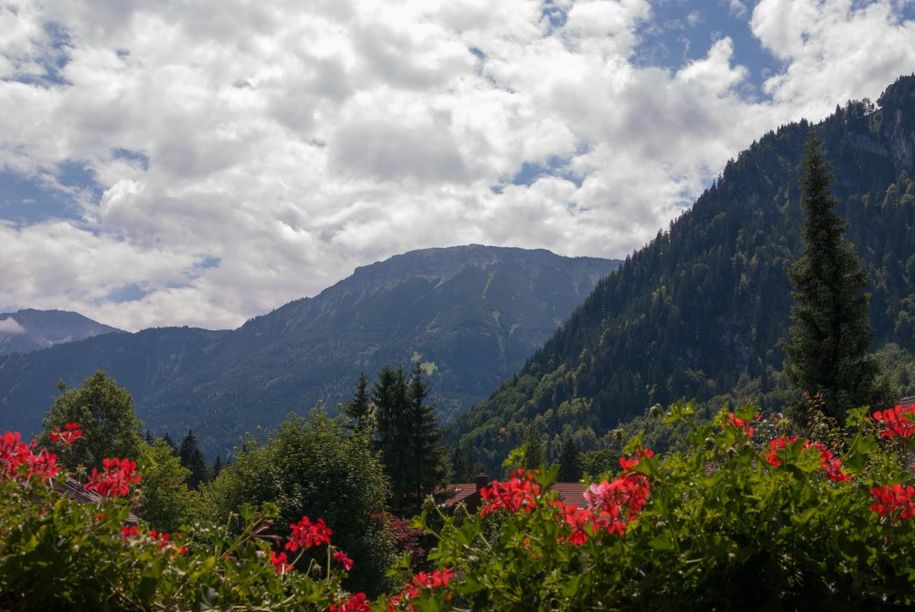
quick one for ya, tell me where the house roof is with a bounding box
[439,480,590,511]
[900,396,915,409]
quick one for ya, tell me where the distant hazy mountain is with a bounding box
[0,246,619,455]
[0,309,123,356]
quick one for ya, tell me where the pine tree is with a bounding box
[346,372,372,431]
[783,136,881,422]
[212,455,223,478]
[162,433,177,454]
[178,430,211,488]
[406,362,445,514]
[558,438,582,481]
[522,425,545,470]
[372,366,411,512]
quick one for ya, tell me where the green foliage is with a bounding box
[135,439,199,532]
[415,403,915,609]
[783,137,882,421]
[40,370,143,470]
[0,479,346,611]
[205,412,395,595]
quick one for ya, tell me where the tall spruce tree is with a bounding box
[346,372,372,431]
[406,363,446,514]
[783,137,880,422]
[372,366,411,512]
[558,438,582,481]
[178,430,211,488]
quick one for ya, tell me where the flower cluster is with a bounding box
[873,405,915,440]
[49,422,83,445]
[583,470,652,536]
[870,484,915,523]
[329,592,371,612]
[765,437,849,481]
[389,568,455,610]
[479,469,541,517]
[87,457,142,498]
[1,431,59,482]
[284,515,332,552]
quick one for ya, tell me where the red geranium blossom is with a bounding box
[330,592,371,612]
[552,501,595,546]
[333,550,354,571]
[25,449,59,481]
[87,457,142,498]
[1,431,31,479]
[389,568,455,610]
[270,550,293,575]
[49,422,83,445]
[724,412,754,437]
[870,484,915,523]
[479,469,541,517]
[766,437,850,481]
[285,516,332,552]
[873,405,915,440]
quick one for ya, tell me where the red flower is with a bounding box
[725,412,754,438]
[1,431,31,479]
[333,550,354,571]
[270,550,293,575]
[389,568,455,610]
[479,469,541,517]
[329,592,371,612]
[766,437,850,481]
[25,448,59,481]
[86,457,142,498]
[873,405,915,440]
[584,470,652,536]
[49,422,83,445]
[870,484,915,523]
[121,525,139,540]
[285,516,332,552]
[552,501,595,546]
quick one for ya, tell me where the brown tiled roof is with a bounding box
[900,396,915,409]
[439,480,590,511]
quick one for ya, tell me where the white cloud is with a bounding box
[0,0,912,331]
[0,317,26,334]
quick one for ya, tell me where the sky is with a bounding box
[1,0,914,331]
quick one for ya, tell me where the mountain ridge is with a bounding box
[0,245,620,455]
[0,309,123,357]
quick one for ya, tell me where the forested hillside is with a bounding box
[451,75,915,470]
[0,246,617,455]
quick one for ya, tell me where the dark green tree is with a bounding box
[40,371,143,470]
[783,137,881,422]
[211,455,224,478]
[372,366,411,513]
[178,430,211,488]
[405,363,446,514]
[206,413,395,595]
[558,437,582,481]
[522,425,545,470]
[346,372,372,431]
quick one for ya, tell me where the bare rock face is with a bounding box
[0,310,123,357]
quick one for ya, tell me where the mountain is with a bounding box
[450,75,915,470]
[0,245,619,454]
[0,309,123,356]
